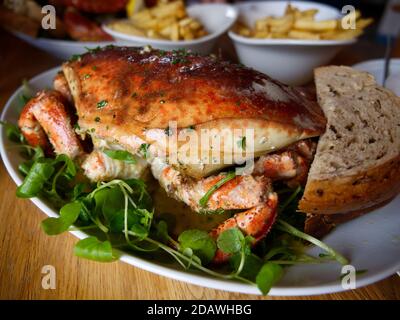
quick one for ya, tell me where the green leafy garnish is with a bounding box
[6,119,350,295]
[74,237,117,262]
[42,201,82,235]
[256,262,283,295]
[199,172,236,207]
[178,230,216,264]
[0,121,25,143]
[276,219,349,265]
[103,149,137,164]
[230,253,263,282]
[16,159,55,198]
[217,228,245,254]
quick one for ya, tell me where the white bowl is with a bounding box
[102,4,238,55]
[229,1,357,85]
[1,67,400,296]
[352,58,400,96]
[12,31,132,60]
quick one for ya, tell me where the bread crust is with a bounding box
[299,154,400,214]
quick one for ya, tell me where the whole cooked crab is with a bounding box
[18,46,325,263]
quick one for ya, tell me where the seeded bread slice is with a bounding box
[299,66,400,215]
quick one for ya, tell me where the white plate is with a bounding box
[12,31,132,60]
[352,59,400,96]
[102,4,238,55]
[1,67,400,296]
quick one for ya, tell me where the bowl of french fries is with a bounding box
[228,1,373,85]
[103,1,238,55]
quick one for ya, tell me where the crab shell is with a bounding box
[62,46,326,178]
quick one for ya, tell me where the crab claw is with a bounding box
[209,192,278,264]
[18,90,84,159]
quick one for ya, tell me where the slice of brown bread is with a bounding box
[299,66,400,215]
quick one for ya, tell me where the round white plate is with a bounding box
[12,31,132,60]
[1,67,400,296]
[352,58,400,96]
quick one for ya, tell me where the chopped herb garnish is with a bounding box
[103,149,137,164]
[198,208,226,215]
[92,66,98,71]
[97,100,108,108]
[19,94,30,105]
[199,172,236,207]
[236,101,241,106]
[131,92,137,98]
[237,136,246,150]
[69,54,81,62]
[139,143,150,159]
[83,74,91,80]
[73,123,80,130]
[94,117,100,122]
[164,127,173,136]
[85,46,101,54]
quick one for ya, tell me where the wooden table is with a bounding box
[0,28,399,300]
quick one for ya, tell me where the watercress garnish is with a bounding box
[103,149,137,164]
[74,237,117,262]
[199,172,236,207]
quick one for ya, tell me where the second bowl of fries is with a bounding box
[103,1,238,55]
[229,1,372,85]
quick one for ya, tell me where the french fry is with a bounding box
[270,15,294,33]
[253,30,270,38]
[109,21,146,37]
[109,0,207,41]
[288,30,320,40]
[170,22,179,41]
[323,29,363,40]
[266,15,293,27]
[299,9,318,19]
[234,4,371,41]
[355,18,373,30]
[255,18,269,31]
[294,18,337,31]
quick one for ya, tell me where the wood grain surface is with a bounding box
[0,28,399,300]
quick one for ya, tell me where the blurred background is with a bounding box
[0,0,398,42]
[0,0,399,84]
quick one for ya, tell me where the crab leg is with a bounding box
[82,150,149,182]
[151,158,271,212]
[253,140,316,186]
[210,192,278,264]
[18,90,84,159]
